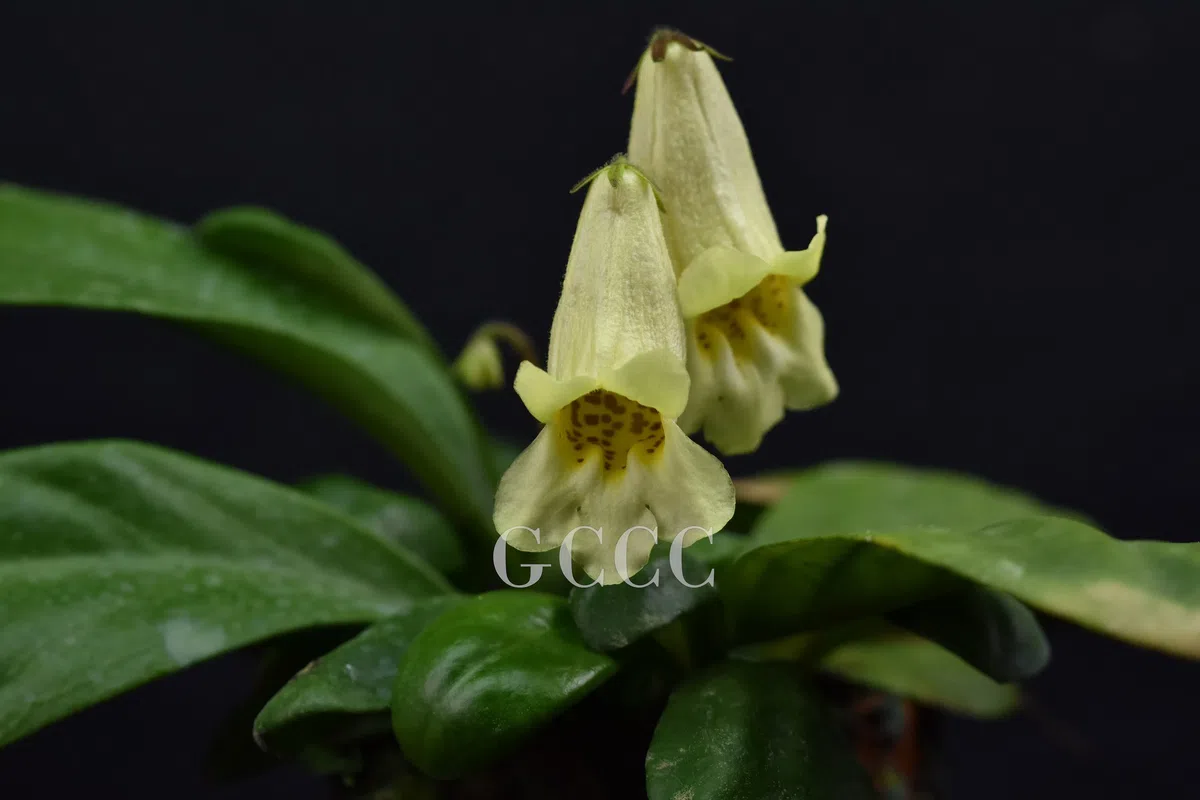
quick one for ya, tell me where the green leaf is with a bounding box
[739,620,1021,718]
[206,627,360,782]
[196,206,438,353]
[253,597,464,762]
[817,624,1021,718]
[0,439,451,748]
[391,591,616,779]
[646,662,872,800]
[731,516,1200,659]
[0,185,495,534]
[692,530,749,567]
[569,550,717,651]
[301,475,465,577]
[724,535,963,643]
[889,587,1050,682]
[748,461,1064,542]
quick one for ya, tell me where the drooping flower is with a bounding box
[628,29,838,455]
[493,157,735,584]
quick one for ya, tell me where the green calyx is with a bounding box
[569,154,666,212]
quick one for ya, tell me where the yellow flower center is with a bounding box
[556,390,666,477]
[694,274,795,360]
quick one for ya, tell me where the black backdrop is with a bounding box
[1,2,1197,798]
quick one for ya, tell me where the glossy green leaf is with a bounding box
[746,461,1065,541]
[693,530,749,567]
[196,206,438,353]
[739,620,1020,718]
[392,591,616,779]
[254,597,464,761]
[0,440,452,748]
[724,536,964,643]
[301,475,465,577]
[569,550,717,651]
[818,624,1021,718]
[0,184,495,534]
[646,662,872,800]
[732,516,1200,659]
[206,627,359,781]
[889,587,1050,682]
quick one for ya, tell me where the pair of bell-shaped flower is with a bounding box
[494,31,836,584]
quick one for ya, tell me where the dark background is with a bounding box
[1,2,1197,797]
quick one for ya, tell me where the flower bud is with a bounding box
[451,322,538,392]
[452,331,505,391]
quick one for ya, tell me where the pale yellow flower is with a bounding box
[628,30,838,455]
[493,158,735,584]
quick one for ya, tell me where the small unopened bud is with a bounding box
[452,322,538,392]
[453,334,504,391]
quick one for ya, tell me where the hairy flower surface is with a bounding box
[629,30,838,455]
[493,159,734,584]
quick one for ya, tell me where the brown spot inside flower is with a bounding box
[694,273,797,362]
[554,389,668,477]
